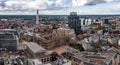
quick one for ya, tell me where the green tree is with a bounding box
[77,44,84,51]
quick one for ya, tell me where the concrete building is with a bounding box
[68,12,81,35]
[25,42,58,63]
[80,18,92,26]
[118,38,120,46]
[21,28,75,50]
[0,29,19,51]
[25,41,71,65]
[104,18,110,25]
[62,47,119,65]
[25,42,46,58]
[26,58,71,65]
[82,43,93,51]
[107,47,120,65]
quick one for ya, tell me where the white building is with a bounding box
[118,38,120,46]
[27,58,71,65]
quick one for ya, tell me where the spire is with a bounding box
[36,9,39,25]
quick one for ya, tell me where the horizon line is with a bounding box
[0,14,120,16]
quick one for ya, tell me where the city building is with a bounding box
[21,28,75,50]
[118,38,120,46]
[0,29,19,51]
[104,18,110,25]
[80,18,93,26]
[62,47,120,65]
[82,43,93,51]
[25,41,71,65]
[26,58,71,65]
[25,42,46,58]
[68,12,81,35]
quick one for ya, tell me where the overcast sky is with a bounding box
[0,0,120,15]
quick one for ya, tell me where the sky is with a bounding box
[0,0,120,15]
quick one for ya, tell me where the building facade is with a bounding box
[62,47,120,65]
[0,29,19,51]
[68,12,81,35]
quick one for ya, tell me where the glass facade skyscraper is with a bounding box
[68,12,81,35]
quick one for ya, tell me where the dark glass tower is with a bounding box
[68,12,81,35]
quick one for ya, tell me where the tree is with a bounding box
[109,44,113,47]
[94,44,101,51]
[77,44,84,51]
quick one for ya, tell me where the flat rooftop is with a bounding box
[80,52,116,65]
[0,33,17,40]
[0,29,16,32]
[64,48,117,65]
[26,42,46,54]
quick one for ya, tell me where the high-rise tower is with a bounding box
[36,9,39,25]
[68,12,81,35]
[33,10,39,42]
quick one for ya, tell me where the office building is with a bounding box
[104,18,109,24]
[80,18,92,26]
[68,12,81,35]
[0,29,19,51]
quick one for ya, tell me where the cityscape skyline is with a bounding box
[0,0,120,15]
[0,2,120,65]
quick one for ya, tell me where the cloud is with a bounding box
[0,0,120,15]
[0,0,120,11]
[0,0,72,14]
[0,0,71,11]
[73,3,120,15]
[72,0,120,6]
